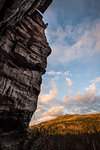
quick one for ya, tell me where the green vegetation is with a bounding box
[29,113,100,150]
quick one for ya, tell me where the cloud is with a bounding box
[30,85,100,125]
[73,92,82,102]
[30,0,100,125]
[46,19,100,67]
[73,91,95,103]
[64,84,98,104]
[68,88,72,93]
[36,116,55,123]
[64,71,72,76]
[85,84,97,93]
[43,106,65,117]
[39,82,58,103]
[63,94,70,103]
[47,71,62,75]
[66,77,73,86]
[46,70,72,77]
[44,0,100,32]
[35,109,41,113]
[34,106,65,124]
[74,107,82,113]
[63,92,100,115]
[86,77,100,93]
[30,77,100,125]
[90,76,100,84]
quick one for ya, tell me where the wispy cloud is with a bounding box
[33,106,65,124]
[46,19,100,66]
[36,116,55,123]
[43,106,65,117]
[47,70,62,75]
[39,82,58,103]
[63,94,70,103]
[66,77,73,86]
[90,76,100,84]
[86,76,100,92]
[63,84,98,104]
[74,107,82,113]
[46,70,71,76]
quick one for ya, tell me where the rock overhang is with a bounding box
[0,0,53,31]
[0,0,53,149]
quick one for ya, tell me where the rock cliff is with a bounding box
[0,0,52,149]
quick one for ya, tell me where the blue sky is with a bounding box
[30,0,100,125]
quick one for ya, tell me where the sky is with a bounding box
[30,0,100,125]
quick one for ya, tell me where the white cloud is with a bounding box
[36,116,55,123]
[46,19,100,66]
[39,82,58,103]
[90,76,100,84]
[35,106,65,124]
[35,109,41,113]
[86,77,100,93]
[64,71,72,76]
[46,70,72,77]
[85,84,97,93]
[74,107,82,113]
[66,77,73,86]
[43,106,65,117]
[47,70,62,75]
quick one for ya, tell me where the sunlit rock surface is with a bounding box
[0,0,52,149]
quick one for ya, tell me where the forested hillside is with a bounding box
[29,113,100,150]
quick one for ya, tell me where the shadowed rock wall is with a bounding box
[0,0,52,149]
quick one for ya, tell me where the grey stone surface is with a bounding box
[0,0,52,149]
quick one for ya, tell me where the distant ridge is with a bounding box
[30,113,100,135]
[29,113,100,150]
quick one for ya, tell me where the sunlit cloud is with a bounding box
[85,84,97,93]
[39,82,58,103]
[34,106,65,124]
[64,88,98,104]
[43,106,65,117]
[63,94,70,103]
[86,76,100,93]
[68,88,72,93]
[36,116,55,123]
[66,77,73,86]
[35,109,41,113]
[30,81,100,125]
[73,91,95,103]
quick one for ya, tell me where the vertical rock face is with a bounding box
[0,0,52,149]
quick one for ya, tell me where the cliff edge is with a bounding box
[0,0,53,149]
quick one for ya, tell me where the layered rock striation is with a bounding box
[0,0,52,149]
